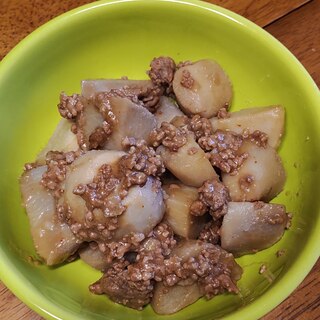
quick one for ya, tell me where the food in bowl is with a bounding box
[19,57,289,314]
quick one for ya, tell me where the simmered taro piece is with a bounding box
[173,60,232,118]
[210,105,285,149]
[220,202,288,255]
[20,166,80,265]
[222,141,286,202]
[163,183,207,239]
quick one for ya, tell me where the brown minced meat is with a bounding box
[90,223,240,310]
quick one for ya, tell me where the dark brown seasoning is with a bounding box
[190,179,230,220]
[180,69,194,89]
[149,122,188,152]
[199,130,248,174]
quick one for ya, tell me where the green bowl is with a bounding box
[0,0,319,319]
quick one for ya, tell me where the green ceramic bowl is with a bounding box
[0,0,319,319]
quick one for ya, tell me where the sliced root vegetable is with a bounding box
[155,96,184,127]
[81,79,153,99]
[220,202,288,256]
[152,282,202,315]
[36,119,78,164]
[114,177,165,239]
[210,105,285,149]
[222,141,286,202]
[163,183,206,239]
[79,243,111,271]
[20,166,80,265]
[104,97,157,150]
[173,60,232,118]
[158,133,218,187]
[64,150,125,225]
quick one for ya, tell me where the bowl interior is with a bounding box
[0,1,319,319]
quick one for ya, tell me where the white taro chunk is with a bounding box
[152,282,202,315]
[220,202,288,256]
[114,177,165,239]
[222,141,286,202]
[157,133,218,187]
[104,97,157,150]
[64,151,165,239]
[173,59,232,118]
[210,105,285,149]
[163,183,206,239]
[20,166,80,265]
[64,150,126,225]
[81,79,153,99]
[154,96,184,127]
[36,119,78,164]
[79,244,111,271]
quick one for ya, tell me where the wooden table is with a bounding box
[0,0,319,319]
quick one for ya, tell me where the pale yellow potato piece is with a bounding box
[154,96,184,127]
[173,59,232,118]
[36,119,78,164]
[81,79,153,99]
[20,166,80,265]
[210,105,285,149]
[221,202,288,256]
[158,134,218,187]
[222,142,286,202]
[163,183,206,239]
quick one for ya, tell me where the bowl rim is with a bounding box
[0,0,319,319]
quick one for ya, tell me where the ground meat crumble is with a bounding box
[199,130,248,174]
[180,69,194,89]
[41,150,78,198]
[198,221,221,245]
[58,93,84,120]
[242,129,269,148]
[90,222,240,310]
[148,56,176,91]
[120,138,165,188]
[191,179,230,220]
[149,122,188,152]
[188,115,213,139]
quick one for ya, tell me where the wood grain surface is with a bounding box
[0,0,319,319]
